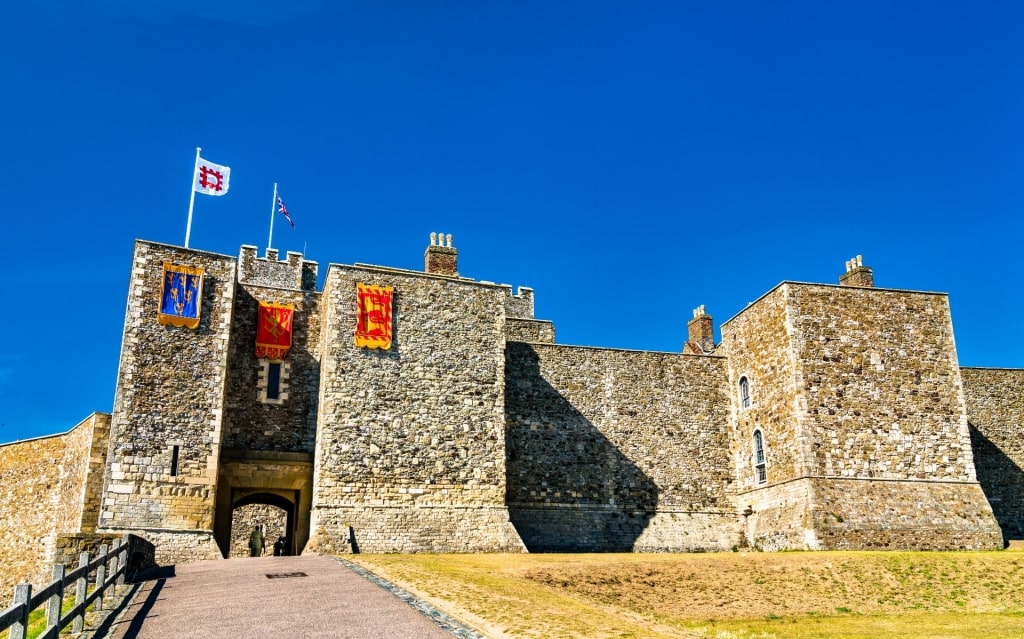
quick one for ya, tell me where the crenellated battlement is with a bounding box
[239,245,318,291]
[499,284,535,319]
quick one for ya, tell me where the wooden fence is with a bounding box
[0,539,130,639]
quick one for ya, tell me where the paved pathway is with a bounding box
[102,555,478,639]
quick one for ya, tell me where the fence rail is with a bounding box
[1,539,130,639]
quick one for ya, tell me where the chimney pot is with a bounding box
[425,232,458,276]
[839,255,874,288]
[686,306,715,353]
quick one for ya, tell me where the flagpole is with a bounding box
[185,147,201,248]
[268,182,278,253]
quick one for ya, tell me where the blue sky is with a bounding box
[1,1,1021,442]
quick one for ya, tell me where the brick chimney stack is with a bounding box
[839,255,873,288]
[685,305,715,354]
[425,232,457,276]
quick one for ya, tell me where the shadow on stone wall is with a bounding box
[970,424,1024,545]
[505,343,658,551]
[223,286,321,453]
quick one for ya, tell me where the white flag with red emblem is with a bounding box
[193,156,231,196]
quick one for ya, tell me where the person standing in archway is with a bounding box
[249,525,263,557]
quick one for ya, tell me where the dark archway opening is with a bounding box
[228,491,296,557]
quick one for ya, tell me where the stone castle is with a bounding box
[2,235,1022,592]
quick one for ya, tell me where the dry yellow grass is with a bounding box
[349,550,1024,639]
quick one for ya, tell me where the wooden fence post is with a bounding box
[46,564,65,631]
[95,544,108,611]
[9,583,31,639]
[73,550,89,634]
[115,538,127,586]
[108,540,120,592]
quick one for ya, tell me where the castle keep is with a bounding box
[2,236,1022,591]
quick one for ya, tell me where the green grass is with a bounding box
[5,587,96,639]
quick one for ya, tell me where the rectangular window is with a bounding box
[170,445,180,477]
[267,362,282,400]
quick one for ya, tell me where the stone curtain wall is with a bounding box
[99,241,236,562]
[79,414,111,532]
[963,367,1024,543]
[0,414,107,594]
[308,265,524,553]
[504,342,739,552]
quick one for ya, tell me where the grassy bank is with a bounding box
[349,550,1024,639]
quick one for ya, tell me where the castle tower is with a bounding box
[212,245,321,559]
[722,259,1002,551]
[98,241,238,563]
[305,231,524,553]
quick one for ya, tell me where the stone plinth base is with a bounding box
[509,506,740,552]
[740,477,1004,551]
[305,505,526,554]
[99,528,223,565]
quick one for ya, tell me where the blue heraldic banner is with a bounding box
[158,262,204,329]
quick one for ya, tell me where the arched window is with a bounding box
[739,376,751,409]
[753,429,767,484]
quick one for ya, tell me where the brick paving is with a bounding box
[101,555,482,639]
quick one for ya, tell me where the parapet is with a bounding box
[239,245,319,291]
[499,284,535,319]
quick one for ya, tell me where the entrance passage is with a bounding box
[214,449,314,559]
[229,498,289,557]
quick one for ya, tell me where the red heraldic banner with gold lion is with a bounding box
[255,302,295,360]
[356,284,393,350]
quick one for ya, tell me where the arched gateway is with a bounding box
[214,450,313,558]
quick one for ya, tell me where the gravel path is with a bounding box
[102,555,483,639]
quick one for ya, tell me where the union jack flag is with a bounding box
[277,195,295,228]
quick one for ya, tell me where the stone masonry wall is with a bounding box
[962,367,1024,542]
[79,413,111,532]
[229,504,288,557]
[238,246,318,291]
[308,264,524,553]
[0,414,107,594]
[505,342,739,551]
[788,285,977,481]
[221,282,321,453]
[720,285,804,491]
[505,318,555,343]
[99,241,235,562]
[500,285,534,318]
[813,478,1001,550]
[723,283,1002,550]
